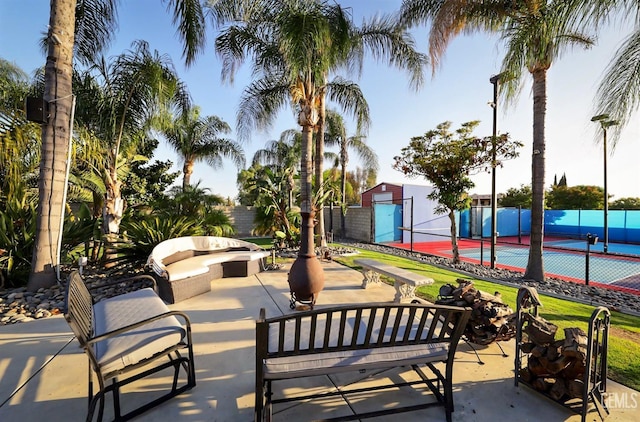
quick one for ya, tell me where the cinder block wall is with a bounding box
[322,206,371,242]
[218,206,257,237]
[220,206,371,242]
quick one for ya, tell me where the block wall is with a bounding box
[221,206,371,242]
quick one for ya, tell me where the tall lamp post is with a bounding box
[591,114,618,254]
[489,73,501,269]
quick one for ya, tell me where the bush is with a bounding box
[0,193,36,287]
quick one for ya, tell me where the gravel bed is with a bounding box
[2,241,640,325]
[0,267,153,325]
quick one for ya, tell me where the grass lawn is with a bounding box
[331,246,640,392]
[241,237,274,248]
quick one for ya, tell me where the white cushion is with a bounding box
[164,251,270,281]
[93,288,185,375]
[147,236,264,277]
[263,342,449,379]
[225,251,271,261]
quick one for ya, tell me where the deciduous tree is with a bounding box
[393,121,522,263]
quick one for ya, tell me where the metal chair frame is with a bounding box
[64,271,196,421]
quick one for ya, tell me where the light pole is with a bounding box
[489,73,501,269]
[591,114,618,254]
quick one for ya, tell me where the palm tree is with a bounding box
[212,0,359,295]
[566,1,640,139]
[162,106,245,189]
[0,59,41,198]
[31,0,206,290]
[211,0,426,242]
[71,41,190,267]
[324,109,378,237]
[252,129,301,209]
[85,42,189,231]
[400,0,594,281]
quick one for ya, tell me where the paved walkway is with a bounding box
[0,259,637,421]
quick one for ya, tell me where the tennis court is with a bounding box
[388,236,640,294]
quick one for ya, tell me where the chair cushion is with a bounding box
[93,288,185,375]
[263,342,450,379]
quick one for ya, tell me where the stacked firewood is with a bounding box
[518,313,588,400]
[435,279,516,345]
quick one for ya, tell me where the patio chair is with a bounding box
[64,271,196,421]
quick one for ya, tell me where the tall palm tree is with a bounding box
[162,106,245,189]
[324,109,378,237]
[252,129,301,209]
[72,41,190,263]
[400,0,593,281]
[31,0,206,290]
[211,0,426,249]
[212,0,367,287]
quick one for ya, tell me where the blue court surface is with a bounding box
[543,238,640,255]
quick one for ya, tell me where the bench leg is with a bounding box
[361,270,382,289]
[394,281,416,303]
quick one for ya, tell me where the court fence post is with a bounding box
[585,233,598,286]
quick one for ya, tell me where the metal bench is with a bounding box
[255,302,471,422]
[354,258,434,302]
[64,271,196,421]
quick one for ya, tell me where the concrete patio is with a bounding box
[0,259,637,421]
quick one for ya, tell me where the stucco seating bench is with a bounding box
[354,258,435,303]
[64,271,196,421]
[147,236,270,303]
[255,302,471,422]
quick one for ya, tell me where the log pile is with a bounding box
[518,313,589,400]
[435,279,516,345]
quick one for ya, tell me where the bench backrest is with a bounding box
[65,271,94,347]
[257,303,471,359]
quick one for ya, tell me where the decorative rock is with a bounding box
[37,302,51,310]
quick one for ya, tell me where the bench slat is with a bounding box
[350,308,363,348]
[403,307,417,343]
[309,313,317,351]
[363,308,376,345]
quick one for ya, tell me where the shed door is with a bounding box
[374,203,402,243]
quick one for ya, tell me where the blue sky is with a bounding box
[2,0,639,202]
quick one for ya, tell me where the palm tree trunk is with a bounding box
[183,159,194,189]
[524,68,547,282]
[340,145,348,238]
[315,92,327,248]
[103,165,123,267]
[288,119,325,302]
[300,122,313,218]
[28,0,77,291]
